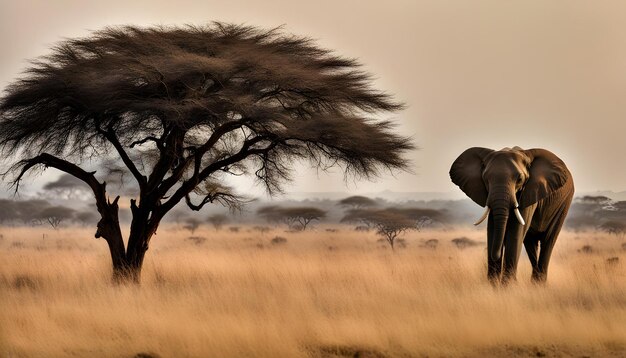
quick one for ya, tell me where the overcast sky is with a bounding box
[1,0,625,197]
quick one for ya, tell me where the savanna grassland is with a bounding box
[1,225,625,357]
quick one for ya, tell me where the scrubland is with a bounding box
[0,225,625,357]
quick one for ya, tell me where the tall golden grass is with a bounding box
[1,225,624,357]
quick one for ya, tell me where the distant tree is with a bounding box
[42,174,89,198]
[0,24,412,283]
[342,207,442,232]
[341,207,440,250]
[599,221,626,237]
[13,199,52,225]
[37,206,75,229]
[614,201,626,210]
[183,217,202,234]
[367,209,414,251]
[396,207,442,230]
[76,211,99,226]
[337,195,378,209]
[257,206,327,230]
[207,214,229,231]
[0,199,20,224]
[565,201,602,231]
[579,196,612,204]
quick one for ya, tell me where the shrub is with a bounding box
[270,236,288,245]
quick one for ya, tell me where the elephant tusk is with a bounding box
[474,207,490,226]
[514,207,526,226]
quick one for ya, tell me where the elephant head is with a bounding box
[450,147,569,261]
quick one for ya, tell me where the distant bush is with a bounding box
[228,226,240,233]
[186,236,206,245]
[422,239,439,249]
[252,226,271,234]
[270,236,288,245]
[579,245,593,254]
[9,241,25,249]
[451,237,481,249]
[133,353,162,358]
[13,275,39,290]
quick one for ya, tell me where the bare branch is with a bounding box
[10,153,107,210]
[102,127,147,190]
[130,136,163,150]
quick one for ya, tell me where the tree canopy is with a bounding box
[337,195,378,209]
[0,23,413,282]
[257,205,327,230]
[341,207,443,250]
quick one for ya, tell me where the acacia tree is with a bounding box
[599,221,626,237]
[342,207,442,250]
[182,217,202,234]
[42,173,90,199]
[0,23,412,283]
[337,195,378,209]
[257,205,327,231]
[38,206,76,229]
[207,213,229,230]
[343,208,416,250]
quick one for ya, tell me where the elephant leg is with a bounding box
[502,206,535,284]
[488,255,503,284]
[524,231,541,279]
[534,207,569,283]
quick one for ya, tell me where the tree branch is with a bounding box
[157,136,279,215]
[130,136,163,150]
[12,153,107,210]
[103,127,147,190]
[155,120,246,199]
[146,126,184,192]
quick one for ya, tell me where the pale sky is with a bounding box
[1,0,625,197]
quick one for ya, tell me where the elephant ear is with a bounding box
[520,148,570,208]
[449,147,494,207]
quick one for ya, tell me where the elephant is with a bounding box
[449,147,574,284]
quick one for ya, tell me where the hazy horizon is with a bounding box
[2,0,625,196]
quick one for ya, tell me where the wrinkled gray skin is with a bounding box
[450,147,574,284]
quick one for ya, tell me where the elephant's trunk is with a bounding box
[488,190,511,262]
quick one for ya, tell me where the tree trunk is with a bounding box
[123,202,159,284]
[94,197,130,284]
[94,196,161,284]
[124,232,150,284]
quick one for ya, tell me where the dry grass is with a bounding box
[0,224,625,357]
